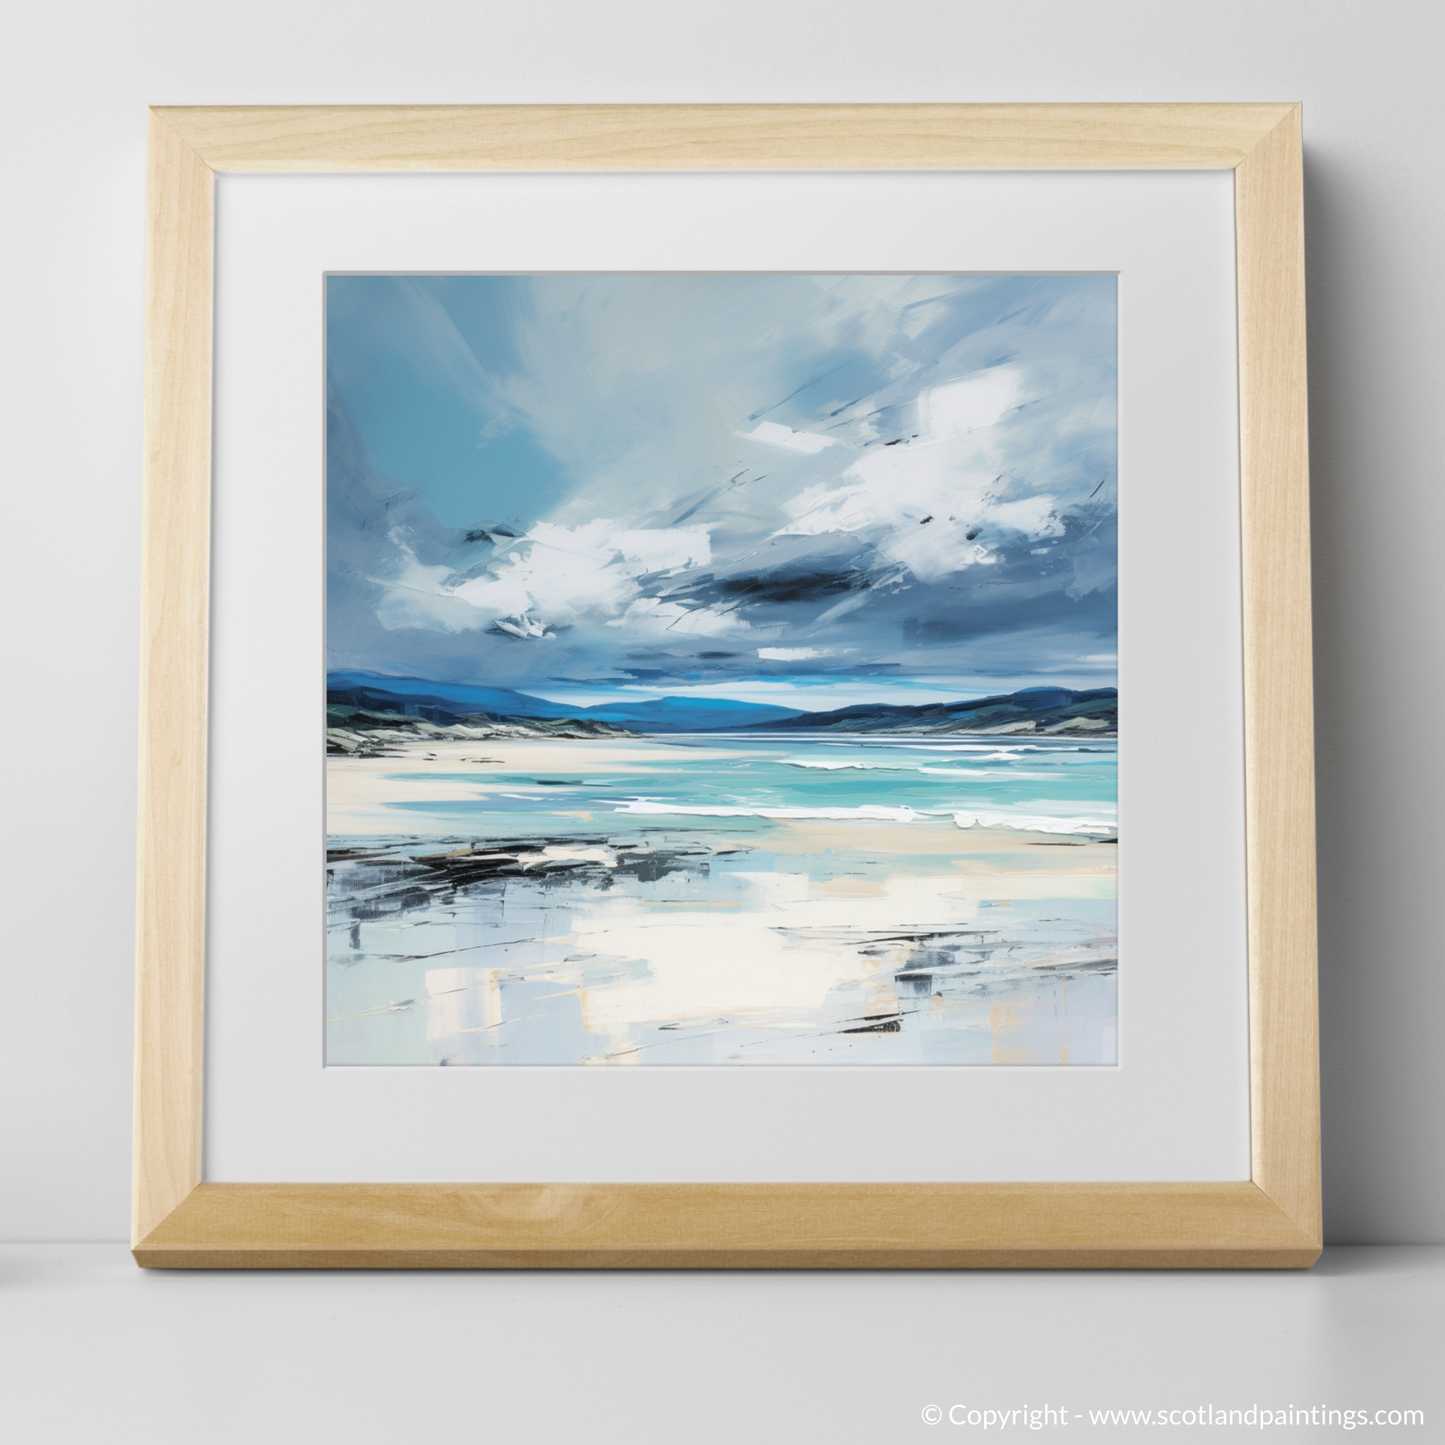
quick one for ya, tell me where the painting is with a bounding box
[325,273,1117,1066]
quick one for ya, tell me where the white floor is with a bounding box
[2,1246,1439,1442]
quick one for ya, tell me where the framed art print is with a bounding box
[135,105,1320,1267]
[323,268,1121,1070]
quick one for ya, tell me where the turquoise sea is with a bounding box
[367,733,1116,838]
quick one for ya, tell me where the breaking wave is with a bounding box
[613,799,922,823]
[783,758,1058,778]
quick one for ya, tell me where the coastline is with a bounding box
[326,736,1117,840]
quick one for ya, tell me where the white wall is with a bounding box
[2,0,1440,1243]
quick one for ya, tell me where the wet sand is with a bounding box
[325,739,1117,1066]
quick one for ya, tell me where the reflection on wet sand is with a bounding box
[327,741,1117,1066]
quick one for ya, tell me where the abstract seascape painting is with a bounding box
[326,274,1117,1066]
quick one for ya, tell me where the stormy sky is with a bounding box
[326,273,1116,711]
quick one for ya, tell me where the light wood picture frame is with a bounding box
[135,103,1318,1268]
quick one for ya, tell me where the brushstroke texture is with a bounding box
[324,274,1118,1066]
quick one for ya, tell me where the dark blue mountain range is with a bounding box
[328,670,572,719]
[326,672,1115,736]
[734,686,1117,734]
[326,671,804,733]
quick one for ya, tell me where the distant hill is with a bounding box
[731,686,1117,736]
[326,706,638,754]
[574,695,804,732]
[326,670,571,720]
[326,671,803,733]
[325,672,1114,738]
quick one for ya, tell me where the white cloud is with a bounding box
[452,520,709,622]
[987,497,1065,539]
[757,646,845,660]
[775,459,1003,583]
[609,527,712,572]
[774,479,878,536]
[773,423,1065,584]
[490,614,550,640]
[375,520,715,639]
[741,421,835,453]
[920,368,1028,438]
